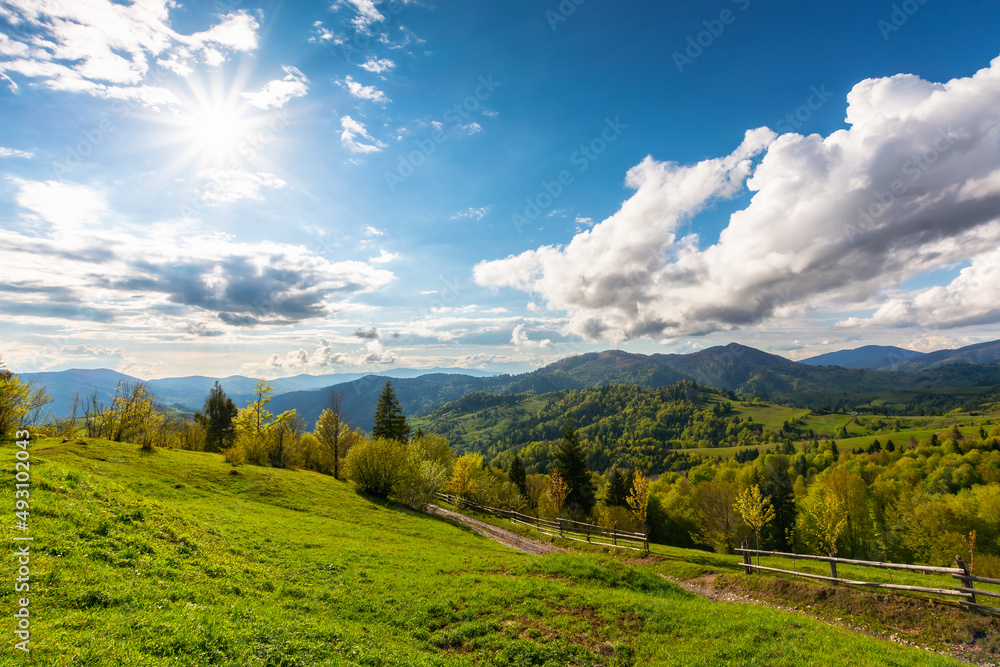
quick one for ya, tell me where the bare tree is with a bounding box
[61,393,81,439]
[315,390,352,478]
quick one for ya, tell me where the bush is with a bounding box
[396,456,449,511]
[346,437,408,499]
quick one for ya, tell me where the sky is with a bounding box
[2,0,1000,380]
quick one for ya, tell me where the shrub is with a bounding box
[345,437,407,499]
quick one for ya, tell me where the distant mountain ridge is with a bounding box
[17,339,1000,429]
[886,339,1000,372]
[800,345,926,370]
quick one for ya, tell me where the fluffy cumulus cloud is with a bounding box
[242,66,309,110]
[0,179,395,330]
[475,57,1000,341]
[261,336,396,374]
[510,323,552,349]
[842,247,1000,330]
[0,0,258,107]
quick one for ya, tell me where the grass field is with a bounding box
[0,437,977,665]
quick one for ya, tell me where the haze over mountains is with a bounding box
[19,339,1000,432]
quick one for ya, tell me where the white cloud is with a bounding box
[259,336,396,374]
[365,225,385,236]
[341,75,389,104]
[337,0,385,33]
[12,179,108,234]
[0,1,259,108]
[242,66,309,109]
[197,170,287,204]
[0,147,32,158]
[1,178,397,331]
[369,249,400,264]
[360,57,395,74]
[841,246,1000,329]
[476,56,1000,342]
[340,115,386,154]
[510,323,553,349]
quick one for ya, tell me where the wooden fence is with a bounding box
[736,537,1000,614]
[434,493,648,551]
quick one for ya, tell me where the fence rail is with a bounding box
[434,493,648,551]
[736,538,999,615]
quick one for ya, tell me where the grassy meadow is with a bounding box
[0,437,978,666]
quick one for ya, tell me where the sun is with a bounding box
[175,96,257,168]
[185,104,250,163]
[152,70,270,176]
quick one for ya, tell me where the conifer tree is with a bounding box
[196,381,237,453]
[508,452,528,497]
[553,420,594,516]
[372,381,409,442]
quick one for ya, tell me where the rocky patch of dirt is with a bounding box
[426,504,564,556]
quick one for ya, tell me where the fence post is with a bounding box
[557,517,563,538]
[829,550,838,582]
[956,556,976,604]
[612,527,617,547]
[741,536,752,575]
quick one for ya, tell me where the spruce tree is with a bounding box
[605,467,634,507]
[553,421,595,516]
[508,452,528,498]
[372,381,409,442]
[760,454,796,550]
[197,381,238,452]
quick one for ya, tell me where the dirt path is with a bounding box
[426,504,562,556]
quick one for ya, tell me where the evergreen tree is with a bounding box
[553,421,595,516]
[761,454,796,551]
[372,381,409,442]
[605,467,634,507]
[196,381,238,453]
[507,452,528,498]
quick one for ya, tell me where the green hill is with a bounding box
[0,437,964,666]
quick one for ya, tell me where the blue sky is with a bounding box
[2,0,1000,379]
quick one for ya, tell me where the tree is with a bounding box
[196,381,237,453]
[0,355,52,436]
[547,469,570,519]
[627,470,650,551]
[691,479,741,554]
[232,379,296,466]
[507,452,528,498]
[89,380,162,448]
[553,421,595,516]
[372,381,409,442]
[606,467,634,507]
[760,454,795,550]
[801,489,848,556]
[447,454,481,498]
[315,390,354,478]
[734,484,775,564]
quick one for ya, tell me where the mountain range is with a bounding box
[17,339,1000,431]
